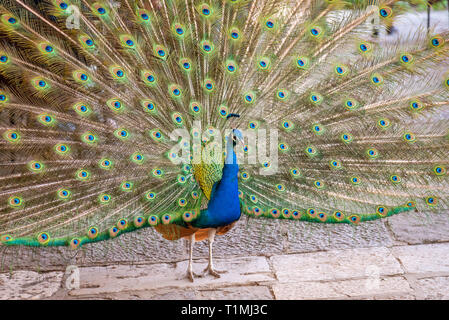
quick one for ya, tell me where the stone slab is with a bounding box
[72,285,274,300]
[0,270,63,300]
[415,277,449,300]
[391,243,449,274]
[387,211,449,245]
[272,276,412,300]
[286,219,393,254]
[271,247,404,283]
[69,256,274,296]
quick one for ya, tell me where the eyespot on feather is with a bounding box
[370,73,384,86]
[379,6,393,18]
[309,26,323,39]
[152,168,164,178]
[317,212,327,222]
[200,40,215,55]
[120,181,133,192]
[3,129,20,143]
[153,44,168,60]
[335,65,349,76]
[243,91,256,104]
[377,118,391,129]
[190,101,202,115]
[376,206,388,217]
[350,176,361,185]
[107,98,125,113]
[87,226,99,239]
[98,193,112,205]
[37,232,50,245]
[137,9,151,23]
[225,60,238,74]
[169,84,183,99]
[203,79,215,92]
[81,131,98,145]
[229,27,241,41]
[37,113,56,126]
[110,66,126,80]
[333,211,345,221]
[73,70,91,84]
[75,169,90,181]
[430,35,444,48]
[145,191,156,201]
[109,226,119,238]
[348,215,361,224]
[162,214,173,225]
[1,15,20,28]
[79,35,95,49]
[131,152,145,165]
[134,216,145,228]
[57,188,71,200]
[179,57,193,72]
[295,56,310,70]
[98,158,113,170]
[28,160,45,173]
[433,165,446,176]
[117,218,128,230]
[141,70,157,86]
[172,23,186,38]
[8,196,24,208]
[73,102,92,117]
[358,41,372,54]
[366,148,379,159]
[310,92,323,105]
[341,132,353,144]
[141,99,157,114]
[399,53,413,65]
[425,196,438,207]
[198,3,213,18]
[32,78,50,91]
[70,238,81,249]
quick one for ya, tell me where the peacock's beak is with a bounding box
[232,135,244,147]
[231,128,244,146]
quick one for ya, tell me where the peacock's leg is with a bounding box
[187,233,195,282]
[203,228,227,278]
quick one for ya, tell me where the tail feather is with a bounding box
[0,0,448,247]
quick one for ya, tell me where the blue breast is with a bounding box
[191,144,241,228]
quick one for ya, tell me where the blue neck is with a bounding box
[192,137,241,228]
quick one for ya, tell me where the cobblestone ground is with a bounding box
[1,11,448,300]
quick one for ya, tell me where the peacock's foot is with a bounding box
[181,269,206,282]
[203,265,227,278]
[186,270,195,282]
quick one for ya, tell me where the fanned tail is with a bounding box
[0,0,448,248]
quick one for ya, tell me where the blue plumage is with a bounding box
[193,134,241,229]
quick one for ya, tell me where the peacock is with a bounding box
[0,0,448,283]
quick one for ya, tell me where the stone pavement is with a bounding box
[1,211,449,300]
[1,241,449,300]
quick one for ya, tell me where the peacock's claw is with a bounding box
[203,265,227,278]
[181,268,205,282]
[187,270,195,282]
[209,269,221,278]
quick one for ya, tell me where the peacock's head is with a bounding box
[226,113,243,147]
[231,129,243,147]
